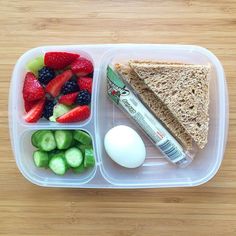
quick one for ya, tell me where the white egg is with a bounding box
[104,125,146,168]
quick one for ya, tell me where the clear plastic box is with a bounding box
[9,44,229,188]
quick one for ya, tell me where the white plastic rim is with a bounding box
[9,44,229,188]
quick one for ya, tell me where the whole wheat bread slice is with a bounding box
[129,60,189,65]
[129,61,210,149]
[115,63,193,149]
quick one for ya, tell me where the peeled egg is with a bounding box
[104,125,146,168]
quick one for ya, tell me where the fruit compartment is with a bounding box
[12,47,95,127]
[15,127,97,187]
[95,45,228,187]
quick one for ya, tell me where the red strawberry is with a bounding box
[24,99,45,123]
[56,105,90,123]
[58,92,79,105]
[77,77,92,94]
[44,52,80,70]
[24,100,38,112]
[71,57,93,76]
[45,70,72,97]
[23,72,45,102]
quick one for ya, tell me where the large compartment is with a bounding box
[95,45,228,187]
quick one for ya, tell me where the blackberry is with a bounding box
[61,79,79,95]
[76,90,91,105]
[38,66,55,85]
[43,99,55,120]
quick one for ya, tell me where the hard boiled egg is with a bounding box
[104,125,146,168]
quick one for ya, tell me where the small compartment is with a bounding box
[11,46,95,127]
[15,129,96,187]
[95,45,228,187]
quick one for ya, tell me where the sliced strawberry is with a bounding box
[71,57,93,76]
[23,72,45,102]
[77,77,92,94]
[44,52,79,70]
[24,100,38,112]
[45,70,72,97]
[24,99,45,123]
[56,105,90,123]
[58,92,79,105]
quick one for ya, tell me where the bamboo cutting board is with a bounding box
[0,1,236,235]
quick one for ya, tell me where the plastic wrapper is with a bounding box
[107,65,196,167]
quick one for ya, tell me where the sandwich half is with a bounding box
[129,61,210,149]
[115,63,193,149]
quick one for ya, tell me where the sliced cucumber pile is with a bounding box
[31,129,95,175]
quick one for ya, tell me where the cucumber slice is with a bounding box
[31,130,41,147]
[33,150,49,167]
[55,130,73,149]
[37,130,57,151]
[73,163,85,174]
[65,147,83,168]
[74,130,92,145]
[49,116,56,122]
[31,130,50,148]
[27,56,44,75]
[84,148,95,168]
[50,104,71,122]
[49,153,67,175]
[76,143,92,155]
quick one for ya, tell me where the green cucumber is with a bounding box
[33,150,49,168]
[36,130,56,151]
[31,129,94,175]
[84,148,95,168]
[74,130,92,145]
[49,104,71,122]
[27,56,44,75]
[31,131,41,147]
[73,163,85,174]
[49,116,56,122]
[31,130,48,148]
[65,147,83,168]
[48,150,63,159]
[55,130,73,149]
[49,152,67,175]
[69,138,77,148]
[76,143,92,155]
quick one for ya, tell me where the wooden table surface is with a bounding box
[1,0,236,235]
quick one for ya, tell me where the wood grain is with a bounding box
[0,0,236,235]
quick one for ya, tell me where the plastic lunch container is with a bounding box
[9,44,229,188]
